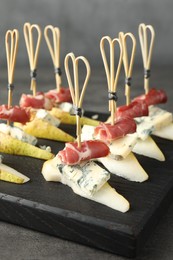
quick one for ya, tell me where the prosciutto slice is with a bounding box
[116,100,148,119]
[0,105,30,124]
[45,88,72,104]
[19,93,53,110]
[94,117,136,142]
[132,88,167,106]
[57,140,110,165]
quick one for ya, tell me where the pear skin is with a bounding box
[0,132,54,160]
[14,118,75,142]
[0,163,30,184]
[50,108,99,126]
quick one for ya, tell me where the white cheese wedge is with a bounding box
[0,123,37,145]
[36,109,61,127]
[0,163,30,184]
[133,136,165,161]
[152,123,173,140]
[81,125,138,159]
[97,152,148,182]
[135,106,172,140]
[42,158,129,213]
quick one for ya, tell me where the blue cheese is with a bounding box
[0,123,11,135]
[10,126,37,145]
[0,123,37,145]
[58,159,110,197]
[42,158,129,212]
[36,109,61,127]
[135,106,172,140]
[43,157,110,197]
[59,102,73,112]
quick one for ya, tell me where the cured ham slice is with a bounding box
[133,88,167,106]
[0,105,30,124]
[45,88,72,104]
[94,117,136,142]
[57,140,110,165]
[19,93,53,110]
[116,100,148,119]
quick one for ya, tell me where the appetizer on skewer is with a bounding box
[105,32,165,161]
[15,23,74,142]
[0,29,53,160]
[19,23,98,127]
[42,53,129,213]
[133,23,173,142]
[44,25,99,126]
[82,35,148,182]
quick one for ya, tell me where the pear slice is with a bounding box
[97,152,149,182]
[152,123,173,141]
[0,163,30,184]
[42,159,129,212]
[133,136,165,161]
[0,132,54,160]
[50,107,99,126]
[14,118,75,142]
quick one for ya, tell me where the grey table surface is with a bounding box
[0,65,173,260]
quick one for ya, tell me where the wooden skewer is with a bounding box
[23,22,42,96]
[100,36,123,125]
[138,23,155,94]
[5,29,19,111]
[64,52,91,148]
[119,32,136,105]
[44,25,61,91]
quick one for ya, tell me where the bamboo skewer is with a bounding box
[23,22,42,96]
[64,52,91,148]
[119,32,136,105]
[5,29,19,114]
[100,36,123,125]
[138,23,155,94]
[44,25,61,91]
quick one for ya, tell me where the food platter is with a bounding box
[0,111,173,258]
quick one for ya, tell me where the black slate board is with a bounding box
[0,111,173,258]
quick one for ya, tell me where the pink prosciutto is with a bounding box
[19,92,53,110]
[132,88,167,106]
[0,105,30,124]
[45,88,72,104]
[57,140,110,165]
[116,100,149,119]
[94,117,136,142]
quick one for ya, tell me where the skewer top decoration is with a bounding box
[23,22,42,96]
[44,25,61,91]
[5,29,19,109]
[100,36,123,125]
[138,23,155,94]
[119,32,136,105]
[64,52,91,148]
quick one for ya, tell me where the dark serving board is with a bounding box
[0,111,173,258]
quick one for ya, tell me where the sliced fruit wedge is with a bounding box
[0,163,30,184]
[152,123,173,141]
[42,158,129,213]
[0,132,54,160]
[14,118,75,142]
[133,136,165,161]
[50,107,99,126]
[97,152,149,182]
